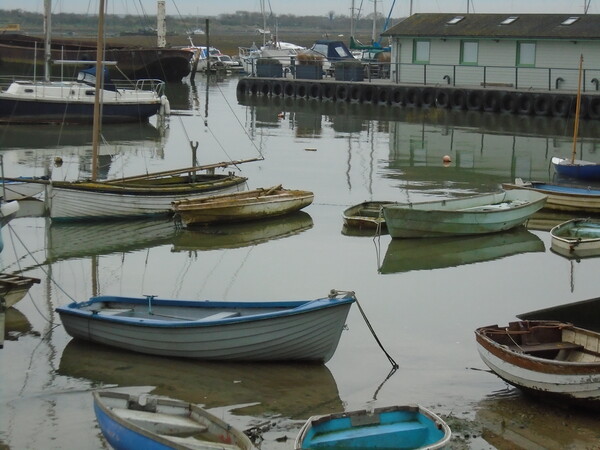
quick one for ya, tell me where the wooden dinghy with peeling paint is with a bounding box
[93,390,255,450]
[475,320,600,409]
[171,185,314,227]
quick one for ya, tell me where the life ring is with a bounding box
[499,91,518,114]
[390,87,405,106]
[552,95,570,118]
[482,91,500,112]
[405,87,422,107]
[236,79,248,96]
[283,82,295,97]
[322,84,335,101]
[588,96,600,120]
[361,85,376,103]
[570,95,589,119]
[294,83,308,98]
[435,89,451,109]
[466,90,483,111]
[533,94,551,116]
[308,83,322,99]
[450,89,467,110]
[421,87,435,107]
[517,93,534,115]
[271,81,283,96]
[376,87,391,105]
[336,84,348,102]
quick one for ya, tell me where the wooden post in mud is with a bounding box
[205,19,210,74]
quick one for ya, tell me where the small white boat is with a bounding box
[172,186,314,227]
[93,390,255,450]
[550,218,600,258]
[475,320,600,409]
[382,189,547,238]
[342,201,393,231]
[294,405,451,449]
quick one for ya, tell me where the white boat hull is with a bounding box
[550,218,600,258]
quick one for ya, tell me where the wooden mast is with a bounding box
[571,54,583,165]
[91,0,106,181]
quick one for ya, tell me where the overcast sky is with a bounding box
[2,1,598,17]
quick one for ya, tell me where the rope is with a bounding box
[354,296,398,369]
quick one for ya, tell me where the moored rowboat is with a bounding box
[550,217,600,258]
[381,189,547,238]
[171,185,314,226]
[475,320,600,409]
[342,201,393,230]
[294,404,451,449]
[93,390,255,450]
[56,290,355,362]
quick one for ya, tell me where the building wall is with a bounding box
[390,37,600,92]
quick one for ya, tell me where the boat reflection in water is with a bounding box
[171,211,313,252]
[379,227,544,274]
[2,307,33,347]
[58,340,342,419]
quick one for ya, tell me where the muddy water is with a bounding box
[1,74,600,449]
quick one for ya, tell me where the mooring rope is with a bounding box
[354,296,398,369]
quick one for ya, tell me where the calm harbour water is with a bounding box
[1,74,600,449]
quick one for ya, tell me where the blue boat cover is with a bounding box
[77,66,117,92]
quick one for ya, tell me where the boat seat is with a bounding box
[196,311,241,322]
[94,308,133,316]
[309,422,428,447]
[164,435,241,450]
[112,407,207,436]
[512,342,583,354]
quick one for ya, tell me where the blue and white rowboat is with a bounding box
[294,405,451,449]
[93,390,255,450]
[56,290,355,362]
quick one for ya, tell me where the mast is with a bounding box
[261,0,267,47]
[350,0,355,38]
[43,0,51,81]
[371,0,378,43]
[91,0,106,181]
[570,54,584,165]
[157,0,166,48]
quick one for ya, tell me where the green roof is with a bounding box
[382,13,600,40]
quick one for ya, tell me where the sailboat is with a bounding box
[0,0,168,125]
[551,54,600,179]
[9,0,255,221]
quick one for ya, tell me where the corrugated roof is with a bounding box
[382,13,600,40]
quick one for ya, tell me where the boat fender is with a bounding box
[236,79,248,95]
[482,91,500,112]
[336,84,348,102]
[390,87,406,106]
[272,82,283,96]
[435,89,451,109]
[466,90,483,111]
[451,89,467,110]
[533,94,551,116]
[516,93,534,115]
[349,85,362,103]
[322,84,335,101]
[259,81,271,96]
[421,87,435,107]
[405,87,422,107]
[552,95,570,118]
[295,83,308,98]
[589,96,600,120]
[283,82,295,97]
[499,91,518,114]
[376,87,390,105]
[361,85,375,103]
[570,95,589,119]
[160,95,171,116]
[309,83,322,99]
[248,80,259,96]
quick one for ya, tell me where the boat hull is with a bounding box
[56,292,355,362]
[503,180,600,213]
[294,405,451,449]
[552,157,600,181]
[172,188,314,226]
[0,96,160,124]
[550,218,600,258]
[93,390,254,450]
[475,321,600,409]
[46,175,247,221]
[342,201,393,230]
[382,190,547,238]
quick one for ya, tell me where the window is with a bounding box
[460,41,478,65]
[517,41,536,67]
[447,16,464,25]
[413,40,430,64]
[562,16,580,25]
[500,16,518,25]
